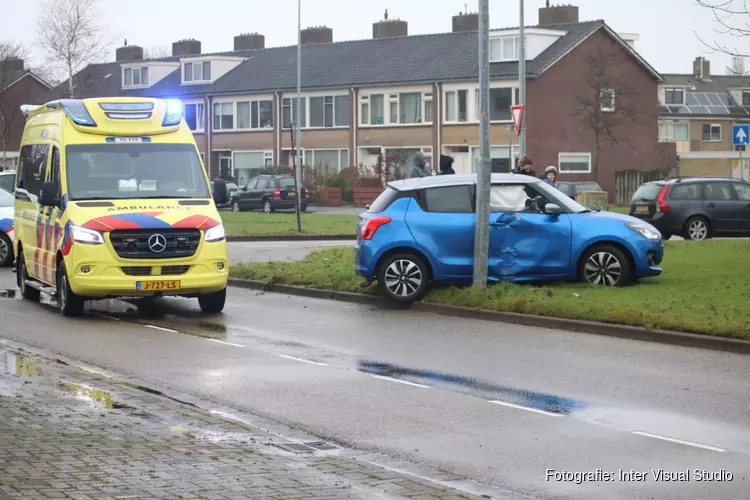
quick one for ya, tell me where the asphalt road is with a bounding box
[228,240,352,264]
[0,269,747,500]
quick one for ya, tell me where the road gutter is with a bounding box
[228,278,750,355]
[226,234,356,242]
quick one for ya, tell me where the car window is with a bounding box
[0,186,13,207]
[422,185,473,213]
[278,177,296,189]
[245,178,258,189]
[669,184,701,200]
[490,184,530,212]
[632,183,663,201]
[17,144,49,197]
[555,183,573,196]
[733,183,750,201]
[704,182,736,201]
[0,174,15,194]
[368,187,400,213]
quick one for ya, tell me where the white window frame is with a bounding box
[600,89,615,112]
[296,148,349,173]
[469,145,520,172]
[703,123,722,142]
[658,120,690,142]
[232,99,275,131]
[489,36,528,62]
[122,66,149,88]
[183,61,211,83]
[444,89,471,123]
[184,102,205,132]
[282,97,308,129]
[558,152,592,174]
[742,90,750,106]
[664,87,686,106]
[212,102,235,131]
[358,91,432,126]
[476,87,520,123]
[307,94,349,129]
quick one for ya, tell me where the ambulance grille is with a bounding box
[109,229,201,259]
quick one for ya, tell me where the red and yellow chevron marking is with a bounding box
[81,212,220,232]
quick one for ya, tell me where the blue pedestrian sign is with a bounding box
[733,124,749,145]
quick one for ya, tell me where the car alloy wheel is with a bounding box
[384,259,423,298]
[687,218,708,240]
[583,251,623,286]
[263,200,272,213]
[0,234,9,266]
[232,201,240,212]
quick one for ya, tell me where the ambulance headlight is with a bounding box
[204,224,225,242]
[70,225,105,245]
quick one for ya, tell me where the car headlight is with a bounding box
[626,223,660,240]
[204,224,226,242]
[70,225,104,245]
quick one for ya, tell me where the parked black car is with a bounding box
[232,175,310,213]
[211,181,239,209]
[628,177,750,240]
[554,181,602,199]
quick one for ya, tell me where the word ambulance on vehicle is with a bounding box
[13,97,230,316]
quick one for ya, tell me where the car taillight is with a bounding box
[656,185,670,213]
[361,216,391,240]
[304,187,309,197]
[273,188,280,198]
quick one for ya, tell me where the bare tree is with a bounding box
[570,44,647,182]
[144,46,171,59]
[0,41,29,169]
[36,0,113,98]
[696,0,750,57]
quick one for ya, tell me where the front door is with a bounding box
[219,154,232,180]
[703,181,744,234]
[38,146,62,285]
[237,178,257,209]
[15,143,49,282]
[487,183,572,280]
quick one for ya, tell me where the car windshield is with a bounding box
[632,183,663,201]
[575,183,601,191]
[555,183,574,196]
[65,143,211,201]
[0,186,13,207]
[534,181,590,213]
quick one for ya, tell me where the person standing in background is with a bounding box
[439,155,455,175]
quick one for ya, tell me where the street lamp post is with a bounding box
[518,0,527,159]
[294,0,303,232]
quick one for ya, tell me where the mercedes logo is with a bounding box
[148,233,167,253]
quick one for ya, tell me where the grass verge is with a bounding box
[220,212,358,236]
[230,241,750,339]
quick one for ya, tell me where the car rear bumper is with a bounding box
[271,197,309,210]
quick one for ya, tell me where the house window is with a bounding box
[489,36,528,61]
[702,123,721,141]
[558,153,592,173]
[235,99,273,130]
[384,147,433,177]
[301,148,349,174]
[282,97,307,128]
[489,88,513,121]
[664,87,685,105]
[183,61,211,83]
[471,145,520,173]
[360,92,431,125]
[658,120,689,142]
[445,89,469,122]
[233,151,274,187]
[360,94,385,125]
[600,89,615,112]
[123,67,149,87]
[309,95,349,128]
[742,91,750,106]
[212,102,234,131]
[184,103,205,131]
[423,93,433,123]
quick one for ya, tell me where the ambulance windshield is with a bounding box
[65,143,211,201]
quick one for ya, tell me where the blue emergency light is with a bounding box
[58,99,97,127]
[162,99,184,126]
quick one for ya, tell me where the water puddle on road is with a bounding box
[1,351,47,377]
[58,382,115,409]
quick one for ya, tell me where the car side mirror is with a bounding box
[365,204,371,210]
[241,185,248,191]
[212,178,228,204]
[544,203,562,215]
[39,181,59,207]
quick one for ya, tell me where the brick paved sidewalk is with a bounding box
[0,346,498,500]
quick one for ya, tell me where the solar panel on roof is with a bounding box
[715,93,730,105]
[706,107,729,115]
[686,94,699,106]
[668,105,691,114]
[696,93,711,105]
[659,106,671,114]
[688,105,710,114]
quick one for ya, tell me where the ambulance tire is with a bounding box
[17,253,40,302]
[198,287,226,314]
[57,262,84,317]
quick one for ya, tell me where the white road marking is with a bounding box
[488,400,564,417]
[631,431,726,452]
[279,354,329,366]
[90,312,121,321]
[144,324,178,333]
[371,374,430,388]
[206,338,246,348]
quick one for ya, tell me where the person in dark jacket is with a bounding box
[515,155,536,177]
[409,152,432,178]
[439,154,456,175]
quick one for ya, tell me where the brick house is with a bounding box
[0,58,51,170]
[37,3,673,202]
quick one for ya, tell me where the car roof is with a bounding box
[388,173,540,191]
[654,177,746,185]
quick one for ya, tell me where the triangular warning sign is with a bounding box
[511,104,524,135]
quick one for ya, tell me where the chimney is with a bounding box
[234,33,265,51]
[0,58,24,72]
[452,12,479,32]
[301,26,333,45]
[172,39,202,57]
[693,56,711,80]
[538,3,579,26]
[373,9,408,39]
[115,40,144,62]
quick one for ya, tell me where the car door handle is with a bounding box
[706,203,716,208]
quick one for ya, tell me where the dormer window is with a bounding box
[664,87,685,106]
[184,61,211,83]
[123,67,149,87]
[489,35,528,62]
[742,90,750,106]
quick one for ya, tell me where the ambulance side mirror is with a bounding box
[212,178,228,204]
[39,181,59,207]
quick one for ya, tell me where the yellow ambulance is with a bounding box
[14,97,230,316]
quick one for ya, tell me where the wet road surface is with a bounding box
[0,268,747,499]
[228,240,352,264]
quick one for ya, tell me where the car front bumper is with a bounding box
[632,237,664,278]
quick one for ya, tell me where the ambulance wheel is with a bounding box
[0,232,13,267]
[57,262,84,317]
[198,287,226,314]
[17,253,40,301]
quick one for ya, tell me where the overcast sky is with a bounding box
[2,0,741,76]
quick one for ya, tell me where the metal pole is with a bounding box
[472,0,491,288]
[518,0,526,159]
[294,0,302,232]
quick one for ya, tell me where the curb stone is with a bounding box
[227,278,750,355]
[227,234,356,242]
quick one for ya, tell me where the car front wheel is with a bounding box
[377,253,430,303]
[57,262,85,317]
[579,245,633,287]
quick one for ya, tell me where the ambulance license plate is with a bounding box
[136,280,180,291]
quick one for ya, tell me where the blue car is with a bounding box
[355,174,664,303]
